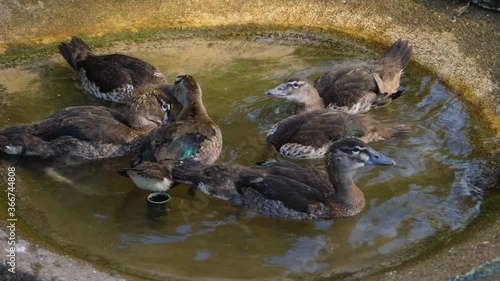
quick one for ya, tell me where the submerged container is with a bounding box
[147,192,171,218]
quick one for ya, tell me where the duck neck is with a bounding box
[177,97,211,122]
[156,83,177,104]
[295,88,324,113]
[125,103,162,135]
[328,167,355,194]
[327,164,365,217]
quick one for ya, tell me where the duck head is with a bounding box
[326,138,395,174]
[265,76,317,104]
[174,75,202,107]
[127,85,172,129]
[173,75,210,121]
[155,83,179,106]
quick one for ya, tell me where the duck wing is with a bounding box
[266,110,410,159]
[32,106,135,144]
[140,120,219,163]
[171,159,244,202]
[236,161,332,214]
[105,54,164,84]
[372,39,412,99]
[78,54,164,93]
[255,160,331,191]
[267,110,368,149]
[313,40,412,112]
[77,56,134,93]
[314,63,377,113]
[235,168,331,212]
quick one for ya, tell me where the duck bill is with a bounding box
[163,113,176,124]
[163,109,176,124]
[365,148,395,166]
[163,116,175,124]
[265,84,287,98]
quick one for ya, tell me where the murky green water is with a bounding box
[0,38,494,280]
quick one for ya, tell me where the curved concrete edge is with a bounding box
[452,257,500,281]
[0,0,499,141]
[366,202,500,281]
[0,226,127,281]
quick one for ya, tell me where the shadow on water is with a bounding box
[0,36,496,280]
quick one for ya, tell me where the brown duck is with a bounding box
[125,75,222,192]
[59,36,177,105]
[169,138,395,219]
[266,39,413,114]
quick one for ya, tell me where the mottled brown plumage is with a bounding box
[58,36,177,105]
[266,39,412,114]
[138,121,221,165]
[266,109,411,159]
[315,39,412,112]
[126,75,222,192]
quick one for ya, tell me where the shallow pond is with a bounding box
[0,37,494,280]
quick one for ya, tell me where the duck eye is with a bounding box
[351,148,360,154]
[161,102,170,112]
[174,76,185,85]
[292,82,299,88]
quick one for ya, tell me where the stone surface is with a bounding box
[366,204,500,281]
[0,228,127,281]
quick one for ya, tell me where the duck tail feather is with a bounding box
[58,36,93,70]
[379,39,413,69]
[388,87,407,101]
[0,126,54,158]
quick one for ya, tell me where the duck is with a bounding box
[58,36,177,105]
[167,138,395,220]
[266,109,411,159]
[266,39,413,114]
[0,85,171,163]
[125,75,222,192]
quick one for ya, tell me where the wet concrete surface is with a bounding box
[366,194,500,281]
[0,228,128,281]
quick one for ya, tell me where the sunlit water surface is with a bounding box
[0,38,492,280]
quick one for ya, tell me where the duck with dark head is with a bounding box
[169,138,395,220]
[266,39,413,115]
[0,85,171,164]
[125,75,222,192]
[59,36,177,106]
